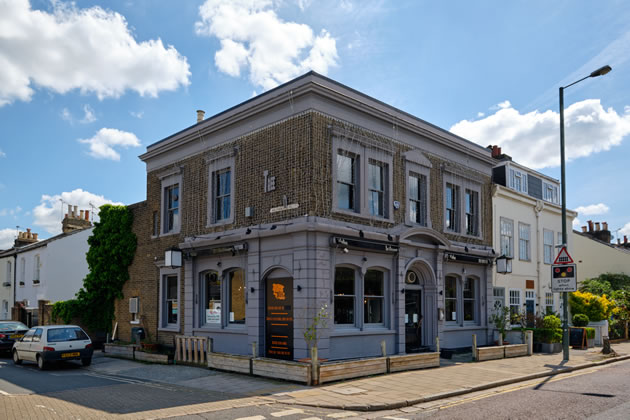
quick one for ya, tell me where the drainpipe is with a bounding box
[534,202,543,315]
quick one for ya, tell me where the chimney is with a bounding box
[14,228,39,247]
[492,145,498,157]
[26,228,31,239]
[581,226,587,233]
[595,222,600,231]
[587,220,594,232]
[62,207,92,233]
[197,110,205,123]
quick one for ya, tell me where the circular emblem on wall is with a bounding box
[405,271,417,284]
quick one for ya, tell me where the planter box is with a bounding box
[319,357,387,384]
[135,350,171,364]
[588,321,609,346]
[208,352,251,374]
[505,330,524,344]
[104,343,135,359]
[252,358,311,384]
[504,344,528,358]
[388,352,440,372]
[539,342,562,353]
[477,346,505,361]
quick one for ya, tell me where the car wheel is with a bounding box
[81,357,92,367]
[36,355,46,370]
[12,350,22,365]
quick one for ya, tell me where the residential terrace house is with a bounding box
[489,151,577,324]
[117,72,498,360]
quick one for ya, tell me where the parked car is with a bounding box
[12,325,93,370]
[0,321,29,353]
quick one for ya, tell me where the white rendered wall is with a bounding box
[572,232,630,284]
[45,228,92,303]
[0,255,14,319]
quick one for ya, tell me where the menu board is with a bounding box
[265,277,293,360]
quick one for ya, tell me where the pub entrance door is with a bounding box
[405,289,423,353]
[265,276,294,360]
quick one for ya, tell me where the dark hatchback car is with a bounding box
[0,321,29,352]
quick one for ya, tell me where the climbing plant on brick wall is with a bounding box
[52,205,137,332]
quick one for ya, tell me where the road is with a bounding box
[1,352,630,419]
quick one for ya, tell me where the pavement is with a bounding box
[1,341,629,418]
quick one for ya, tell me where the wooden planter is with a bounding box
[135,350,171,364]
[388,352,440,372]
[207,352,251,374]
[318,357,387,384]
[504,344,528,358]
[104,343,135,358]
[252,358,311,385]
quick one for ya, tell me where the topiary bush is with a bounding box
[572,313,590,327]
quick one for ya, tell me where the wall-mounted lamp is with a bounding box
[462,267,467,275]
[165,247,182,268]
[216,236,222,240]
[496,254,512,274]
[297,285,302,292]
[465,246,469,253]
[270,224,277,230]
[250,287,255,293]
[342,247,349,254]
[387,234,393,241]
[246,228,252,235]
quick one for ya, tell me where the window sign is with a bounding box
[206,303,221,324]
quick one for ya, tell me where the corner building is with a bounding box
[117,72,497,360]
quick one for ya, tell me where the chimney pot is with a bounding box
[85,210,89,220]
[67,205,72,217]
[197,109,205,123]
[73,206,78,218]
[33,233,38,240]
[625,236,628,244]
[603,222,608,231]
[595,222,600,231]
[581,226,587,233]
[80,210,84,220]
[498,147,502,155]
[587,220,594,232]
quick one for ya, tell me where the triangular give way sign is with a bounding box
[554,246,574,264]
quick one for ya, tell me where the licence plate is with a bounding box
[9,334,23,339]
[61,352,80,358]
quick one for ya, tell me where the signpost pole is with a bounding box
[559,86,570,361]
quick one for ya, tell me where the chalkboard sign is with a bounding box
[569,327,586,349]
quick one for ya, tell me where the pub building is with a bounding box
[117,72,496,361]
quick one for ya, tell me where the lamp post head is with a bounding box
[590,65,612,78]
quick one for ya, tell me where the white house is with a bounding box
[13,208,93,325]
[0,249,16,320]
[572,223,630,283]
[490,150,577,323]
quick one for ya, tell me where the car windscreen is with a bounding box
[0,322,28,331]
[46,327,89,342]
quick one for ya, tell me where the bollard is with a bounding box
[311,346,319,385]
[526,330,533,355]
[472,334,477,362]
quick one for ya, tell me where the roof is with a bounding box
[141,71,494,165]
[573,229,630,256]
[9,227,93,254]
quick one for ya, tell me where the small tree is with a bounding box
[303,304,329,350]
[489,301,510,338]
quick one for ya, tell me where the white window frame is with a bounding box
[332,137,394,221]
[6,261,11,285]
[445,183,460,233]
[367,159,387,218]
[404,151,432,227]
[20,257,25,286]
[543,229,554,264]
[509,167,528,194]
[463,276,478,323]
[160,172,182,236]
[364,268,386,327]
[543,182,559,204]
[207,155,235,226]
[158,267,180,332]
[33,254,40,283]
[545,292,555,314]
[509,289,521,317]
[518,223,531,261]
[493,287,505,310]
[500,217,514,258]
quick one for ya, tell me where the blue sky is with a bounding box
[1,0,630,248]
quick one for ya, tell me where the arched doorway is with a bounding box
[404,260,437,352]
[264,269,294,360]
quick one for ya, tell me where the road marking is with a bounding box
[383,416,409,420]
[270,408,304,417]
[0,389,10,396]
[327,413,358,418]
[234,416,266,420]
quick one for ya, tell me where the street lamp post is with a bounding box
[559,65,611,361]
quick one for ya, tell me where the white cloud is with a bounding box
[477,112,485,118]
[0,206,22,217]
[575,203,610,216]
[61,108,72,123]
[78,128,141,161]
[81,104,96,123]
[573,217,581,230]
[33,188,124,235]
[0,0,190,106]
[195,0,338,90]
[620,222,630,237]
[450,99,630,169]
[130,110,144,119]
[0,228,17,250]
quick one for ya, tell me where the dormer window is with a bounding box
[543,182,559,204]
[509,168,528,194]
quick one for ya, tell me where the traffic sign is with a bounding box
[553,246,574,264]
[551,263,577,292]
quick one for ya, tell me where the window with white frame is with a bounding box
[334,267,355,325]
[543,229,554,264]
[368,160,386,217]
[465,189,479,236]
[545,292,554,315]
[364,270,384,324]
[336,152,358,212]
[509,168,528,194]
[408,173,428,226]
[445,183,459,232]
[509,289,521,317]
[445,275,458,322]
[519,223,531,261]
[34,255,40,282]
[208,156,235,226]
[500,218,514,257]
[543,182,559,204]
[162,275,178,328]
[463,277,477,322]
[214,169,231,222]
[163,183,180,234]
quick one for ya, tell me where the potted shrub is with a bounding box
[570,313,590,349]
[539,315,562,353]
[585,327,596,348]
[489,302,510,345]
